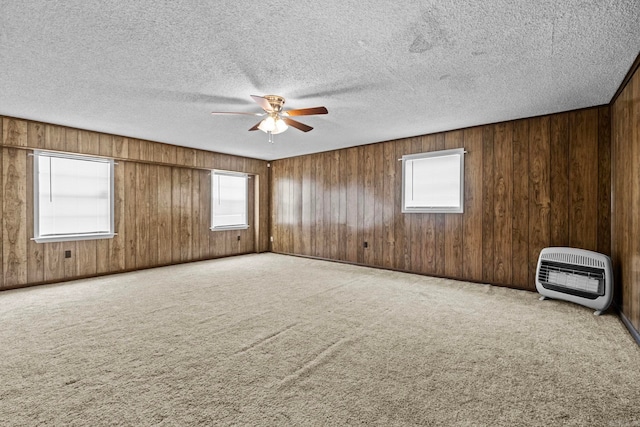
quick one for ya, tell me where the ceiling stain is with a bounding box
[409,8,453,54]
[409,34,434,53]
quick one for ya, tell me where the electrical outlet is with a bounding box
[64,250,71,258]
[270,236,274,242]
[237,235,241,241]
[363,242,368,248]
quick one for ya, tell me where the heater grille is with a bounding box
[538,260,604,299]
[539,251,606,269]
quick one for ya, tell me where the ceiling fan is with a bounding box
[211,95,328,143]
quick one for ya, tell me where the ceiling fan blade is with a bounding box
[250,95,273,112]
[283,106,328,117]
[282,117,313,132]
[211,111,264,116]
[248,121,262,131]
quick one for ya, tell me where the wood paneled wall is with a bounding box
[271,106,611,291]
[0,116,269,290]
[612,62,640,333]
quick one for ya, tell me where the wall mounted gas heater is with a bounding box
[536,247,613,315]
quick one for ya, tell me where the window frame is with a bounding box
[210,169,249,231]
[401,148,465,214]
[33,150,115,243]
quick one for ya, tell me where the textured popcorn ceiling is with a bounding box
[1,1,639,160]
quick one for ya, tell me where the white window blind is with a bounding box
[402,148,464,213]
[211,171,248,230]
[34,151,114,242]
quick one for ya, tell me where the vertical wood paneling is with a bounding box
[528,117,551,289]
[44,243,65,282]
[0,124,2,286]
[46,124,65,152]
[420,136,436,274]
[373,143,384,267]
[382,143,395,269]
[109,161,126,271]
[346,148,358,263]
[65,129,79,155]
[482,126,495,283]
[3,148,27,287]
[294,155,304,256]
[136,164,151,268]
[198,170,211,259]
[64,130,79,277]
[78,130,100,156]
[75,240,97,277]
[633,72,640,330]
[338,151,348,261]
[356,147,365,265]
[3,118,28,147]
[280,158,291,254]
[63,243,78,279]
[26,147,44,283]
[409,138,424,273]
[99,134,113,157]
[310,154,320,256]
[191,168,202,259]
[172,168,182,262]
[569,109,599,251]
[139,140,153,162]
[113,136,128,159]
[157,165,173,265]
[363,147,375,265]
[301,155,312,256]
[328,153,339,259]
[124,161,137,270]
[611,64,640,332]
[0,125,2,287]
[444,130,464,278]
[322,153,332,260]
[394,139,412,271]
[127,138,140,160]
[463,127,483,281]
[433,133,446,277]
[614,83,632,316]
[27,122,45,149]
[549,113,570,247]
[147,165,159,266]
[179,168,193,261]
[597,106,611,256]
[511,120,529,288]
[493,123,513,285]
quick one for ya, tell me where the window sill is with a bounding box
[402,208,464,214]
[210,225,250,232]
[33,232,115,243]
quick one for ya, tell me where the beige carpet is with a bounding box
[0,253,638,426]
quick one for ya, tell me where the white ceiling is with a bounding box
[1,1,639,161]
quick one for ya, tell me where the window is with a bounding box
[401,148,465,213]
[34,151,114,243]
[211,170,248,230]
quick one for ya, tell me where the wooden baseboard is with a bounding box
[618,307,640,347]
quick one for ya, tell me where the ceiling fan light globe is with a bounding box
[258,116,276,133]
[273,118,288,134]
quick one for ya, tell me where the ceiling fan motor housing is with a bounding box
[264,95,285,112]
